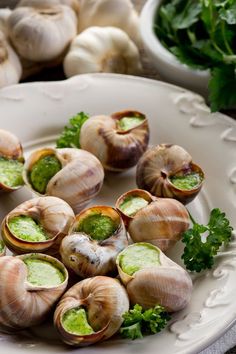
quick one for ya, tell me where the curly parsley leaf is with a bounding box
[56,112,89,149]
[181,208,233,272]
[120,304,170,340]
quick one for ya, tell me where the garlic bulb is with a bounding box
[80,110,149,171]
[63,26,142,77]
[8,5,77,62]
[117,243,193,312]
[23,147,104,213]
[60,205,128,278]
[0,31,22,88]
[54,276,129,346]
[78,0,141,45]
[0,8,12,37]
[0,128,24,192]
[116,189,190,252]
[1,196,75,255]
[136,144,205,204]
[18,0,80,14]
[0,253,68,331]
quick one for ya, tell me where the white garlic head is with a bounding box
[63,26,142,77]
[18,0,80,14]
[8,5,77,62]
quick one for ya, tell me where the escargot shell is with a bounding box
[80,110,149,171]
[136,144,204,204]
[0,253,68,331]
[1,196,75,255]
[54,276,129,346]
[60,205,128,278]
[23,147,104,213]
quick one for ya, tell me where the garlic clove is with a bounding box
[63,26,142,77]
[54,276,129,346]
[8,5,77,62]
[17,0,80,14]
[78,0,141,45]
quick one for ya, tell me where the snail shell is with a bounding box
[1,196,75,255]
[0,253,68,331]
[136,144,204,204]
[0,129,24,192]
[117,243,193,312]
[54,276,129,346]
[60,205,128,278]
[116,189,190,252]
[23,148,104,213]
[80,110,149,172]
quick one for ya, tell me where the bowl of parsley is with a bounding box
[140,0,236,112]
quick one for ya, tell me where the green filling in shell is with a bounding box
[117,116,144,131]
[29,154,61,194]
[8,215,49,242]
[77,213,117,241]
[0,157,24,188]
[119,243,160,276]
[62,308,94,336]
[24,258,65,287]
[0,240,5,253]
[170,172,203,190]
[119,196,149,217]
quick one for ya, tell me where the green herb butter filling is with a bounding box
[119,243,160,276]
[77,213,117,241]
[119,196,149,217]
[62,308,95,336]
[8,215,49,242]
[0,157,24,188]
[117,116,145,131]
[0,240,5,253]
[170,172,203,190]
[24,258,65,287]
[29,154,61,194]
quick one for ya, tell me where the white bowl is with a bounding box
[140,0,210,98]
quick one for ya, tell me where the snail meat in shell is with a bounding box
[0,129,24,192]
[54,276,129,346]
[23,147,104,213]
[136,144,204,204]
[116,189,190,251]
[60,205,128,278]
[117,242,193,312]
[80,110,149,172]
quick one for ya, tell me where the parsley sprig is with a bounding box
[155,0,236,112]
[181,208,233,272]
[120,304,170,340]
[56,112,89,149]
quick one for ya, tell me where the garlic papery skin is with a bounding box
[63,26,142,77]
[0,31,22,88]
[136,144,205,204]
[80,110,149,172]
[116,189,190,252]
[117,243,192,312]
[60,205,128,278]
[23,147,104,213]
[0,8,12,37]
[8,5,77,62]
[54,276,129,346]
[0,253,68,331]
[78,0,141,45]
[1,196,75,255]
[18,0,80,14]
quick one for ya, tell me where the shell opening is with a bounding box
[119,195,149,217]
[0,157,24,188]
[168,164,204,191]
[62,307,95,336]
[28,154,61,194]
[118,242,160,276]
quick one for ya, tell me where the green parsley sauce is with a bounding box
[29,155,61,194]
[117,116,144,131]
[8,215,49,242]
[119,243,160,276]
[0,157,24,188]
[77,213,117,241]
[119,196,149,217]
[24,258,65,287]
[62,308,94,335]
[170,172,203,190]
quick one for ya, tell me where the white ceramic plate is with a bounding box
[0,74,235,354]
